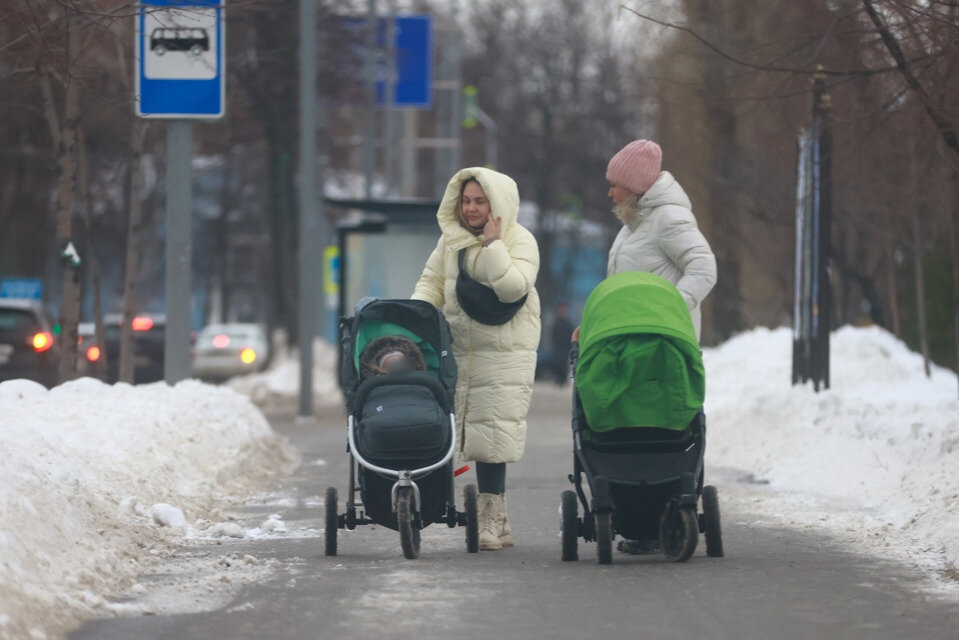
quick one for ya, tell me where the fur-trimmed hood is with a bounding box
[436,167,521,250]
[622,171,692,231]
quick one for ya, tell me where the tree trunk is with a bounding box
[52,13,81,383]
[266,135,297,345]
[120,122,147,383]
[216,149,233,323]
[887,241,901,338]
[912,206,932,378]
[952,168,959,397]
[689,0,743,341]
[534,99,556,310]
[77,123,107,379]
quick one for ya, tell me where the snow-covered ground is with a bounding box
[0,378,299,640]
[2,325,957,639]
[705,325,959,591]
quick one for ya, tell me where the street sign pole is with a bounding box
[165,120,193,384]
[298,0,317,416]
[363,0,377,200]
[136,0,224,385]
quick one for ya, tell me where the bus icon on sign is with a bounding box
[150,27,210,57]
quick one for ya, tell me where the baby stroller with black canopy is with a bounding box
[560,272,724,564]
[326,298,479,559]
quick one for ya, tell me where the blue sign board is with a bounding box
[344,15,432,109]
[0,278,43,301]
[136,0,225,118]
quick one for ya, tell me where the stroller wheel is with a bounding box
[396,487,420,559]
[702,485,724,558]
[594,510,613,565]
[324,487,338,556]
[660,504,698,562]
[464,484,479,553]
[561,490,578,561]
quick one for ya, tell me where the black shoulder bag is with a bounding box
[455,248,528,326]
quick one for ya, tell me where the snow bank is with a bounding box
[0,378,298,640]
[705,325,959,574]
[227,339,342,406]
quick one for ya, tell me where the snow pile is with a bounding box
[227,338,342,406]
[0,378,298,639]
[705,325,959,573]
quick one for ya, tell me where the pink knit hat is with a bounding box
[605,139,662,195]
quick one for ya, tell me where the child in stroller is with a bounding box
[560,271,724,564]
[359,335,427,379]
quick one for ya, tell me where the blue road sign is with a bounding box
[136,0,225,118]
[0,278,43,301]
[344,15,432,109]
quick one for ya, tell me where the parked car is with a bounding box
[0,299,60,387]
[79,313,166,384]
[192,323,269,381]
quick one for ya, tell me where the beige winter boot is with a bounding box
[478,493,502,550]
[497,493,514,547]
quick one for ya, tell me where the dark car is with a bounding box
[150,27,210,57]
[81,313,166,384]
[0,299,60,387]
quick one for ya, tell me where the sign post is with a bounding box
[135,0,225,385]
[792,71,832,391]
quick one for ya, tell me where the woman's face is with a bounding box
[608,183,633,206]
[460,181,491,230]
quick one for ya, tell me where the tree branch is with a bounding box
[38,65,62,150]
[862,0,959,159]
[620,3,927,77]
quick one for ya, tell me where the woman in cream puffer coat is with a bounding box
[412,167,540,551]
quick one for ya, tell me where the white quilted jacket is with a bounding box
[412,168,541,464]
[607,171,717,340]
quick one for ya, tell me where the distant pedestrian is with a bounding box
[412,167,541,552]
[550,303,575,386]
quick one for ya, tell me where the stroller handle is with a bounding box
[348,413,458,480]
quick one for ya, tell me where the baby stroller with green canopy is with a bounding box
[560,272,724,564]
[325,298,479,559]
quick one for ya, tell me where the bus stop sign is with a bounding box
[136,0,225,118]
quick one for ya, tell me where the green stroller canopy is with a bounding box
[576,271,705,432]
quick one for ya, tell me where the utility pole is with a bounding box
[384,0,397,194]
[449,0,461,173]
[363,0,377,199]
[298,0,328,416]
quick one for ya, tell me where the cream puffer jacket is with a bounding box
[412,168,541,464]
[607,171,717,340]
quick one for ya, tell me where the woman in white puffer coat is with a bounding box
[412,167,540,551]
[605,139,716,341]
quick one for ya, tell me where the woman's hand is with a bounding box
[482,213,503,246]
[571,326,580,342]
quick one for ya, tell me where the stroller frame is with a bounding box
[326,299,479,559]
[344,411,457,526]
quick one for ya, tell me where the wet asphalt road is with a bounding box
[71,383,959,640]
